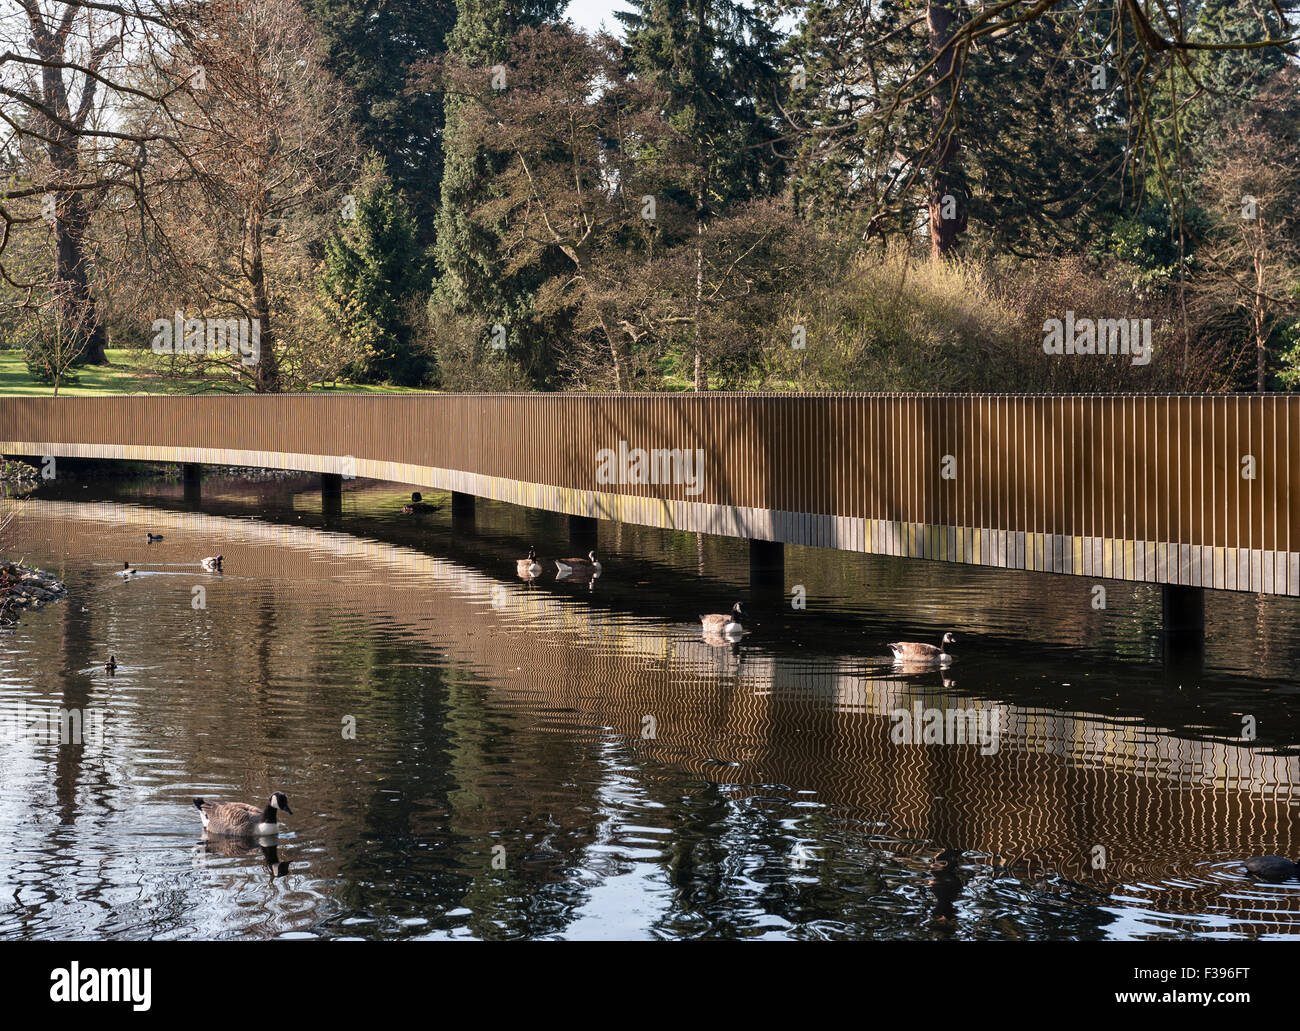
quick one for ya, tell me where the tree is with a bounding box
[1190,0,1291,132]
[1195,68,1300,391]
[0,1,153,364]
[440,25,686,390]
[123,0,359,393]
[306,0,457,248]
[925,0,965,258]
[620,0,788,389]
[774,0,1299,257]
[320,156,431,386]
[20,284,92,396]
[429,0,567,384]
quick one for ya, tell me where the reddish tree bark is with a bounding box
[927,1,966,260]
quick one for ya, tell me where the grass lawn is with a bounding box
[0,349,426,397]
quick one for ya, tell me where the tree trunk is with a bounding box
[693,207,707,392]
[691,0,709,394]
[246,202,282,393]
[53,191,109,365]
[1253,246,1268,392]
[592,299,627,392]
[927,0,965,260]
[35,18,109,367]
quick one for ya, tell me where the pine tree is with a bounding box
[618,0,787,388]
[320,158,431,386]
[783,0,1137,256]
[431,0,567,386]
[307,0,457,248]
[1193,0,1289,123]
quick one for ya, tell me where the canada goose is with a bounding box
[700,602,747,637]
[888,632,957,665]
[194,792,292,836]
[555,550,601,574]
[200,555,223,572]
[1244,855,1300,881]
[146,533,163,542]
[117,561,137,578]
[517,546,542,578]
[105,655,118,673]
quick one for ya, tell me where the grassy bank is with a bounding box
[0,350,426,397]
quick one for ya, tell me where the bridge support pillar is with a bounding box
[568,514,599,552]
[451,490,476,521]
[1161,584,1205,669]
[182,463,202,506]
[749,540,784,605]
[321,473,343,517]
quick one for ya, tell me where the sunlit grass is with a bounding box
[0,349,429,396]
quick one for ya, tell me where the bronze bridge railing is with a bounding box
[2,393,1297,595]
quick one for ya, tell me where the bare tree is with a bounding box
[2,1,355,392]
[114,0,358,392]
[0,1,178,361]
[19,280,92,395]
[1194,69,1300,391]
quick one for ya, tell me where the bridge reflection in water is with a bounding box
[15,492,1300,936]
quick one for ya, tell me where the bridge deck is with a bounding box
[2,393,1296,595]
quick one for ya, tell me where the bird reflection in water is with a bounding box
[702,629,743,657]
[555,566,600,592]
[201,834,291,882]
[927,848,966,925]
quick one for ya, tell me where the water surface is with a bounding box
[2,470,1299,940]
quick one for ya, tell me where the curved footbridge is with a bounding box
[3,393,1298,641]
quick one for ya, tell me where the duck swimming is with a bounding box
[200,555,223,572]
[700,602,747,638]
[555,550,601,575]
[888,632,957,665]
[517,546,542,578]
[194,792,292,837]
[1244,855,1300,881]
[401,491,429,515]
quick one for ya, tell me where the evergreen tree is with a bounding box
[619,0,787,212]
[782,0,1135,256]
[1193,0,1290,125]
[618,0,787,387]
[308,0,457,248]
[320,158,432,386]
[956,5,1132,255]
[431,0,568,387]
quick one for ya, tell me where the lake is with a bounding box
[2,468,1299,940]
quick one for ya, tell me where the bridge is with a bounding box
[3,392,1297,642]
